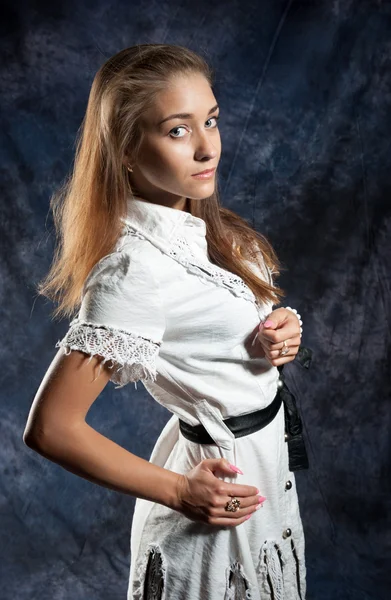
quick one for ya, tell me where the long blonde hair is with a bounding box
[37,44,285,320]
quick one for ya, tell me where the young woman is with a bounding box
[23,44,309,600]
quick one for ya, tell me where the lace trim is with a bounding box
[256,540,286,600]
[55,317,161,389]
[225,561,252,599]
[122,224,271,317]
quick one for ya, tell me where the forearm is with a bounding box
[29,422,182,509]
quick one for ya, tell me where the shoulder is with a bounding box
[83,233,163,296]
[56,232,167,388]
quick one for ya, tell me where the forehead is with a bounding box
[143,73,217,122]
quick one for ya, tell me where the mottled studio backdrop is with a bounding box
[1,0,390,599]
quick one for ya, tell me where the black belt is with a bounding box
[179,345,312,472]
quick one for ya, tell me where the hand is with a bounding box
[257,307,301,367]
[174,458,266,527]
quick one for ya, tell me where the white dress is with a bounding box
[56,197,307,600]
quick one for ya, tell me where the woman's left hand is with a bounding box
[257,307,302,367]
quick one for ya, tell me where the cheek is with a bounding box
[139,138,188,178]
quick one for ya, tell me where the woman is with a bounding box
[23,44,308,599]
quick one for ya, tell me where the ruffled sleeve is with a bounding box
[55,247,165,389]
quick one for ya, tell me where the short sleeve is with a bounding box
[55,247,166,389]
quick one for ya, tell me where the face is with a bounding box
[127,72,221,210]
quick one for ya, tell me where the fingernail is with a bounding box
[258,495,267,503]
[264,320,274,327]
[228,464,244,474]
[244,514,252,520]
[255,503,263,510]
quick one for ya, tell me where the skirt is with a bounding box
[126,393,307,600]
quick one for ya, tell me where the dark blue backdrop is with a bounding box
[1,1,390,598]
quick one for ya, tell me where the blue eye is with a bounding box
[206,115,220,128]
[169,126,187,138]
[169,115,220,138]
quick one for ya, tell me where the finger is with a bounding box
[209,501,259,522]
[267,345,298,361]
[221,483,260,497]
[269,352,294,363]
[208,499,261,521]
[221,493,265,512]
[269,334,301,352]
[202,457,245,477]
[259,325,300,345]
[207,508,260,527]
[268,354,295,367]
[205,493,266,524]
[264,344,299,362]
[209,491,263,512]
[267,354,296,367]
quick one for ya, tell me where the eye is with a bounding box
[169,126,188,138]
[206,115,220,128]
[168,115,220,139]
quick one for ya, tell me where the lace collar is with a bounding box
[120,195,271,316]
[121,196,207,251]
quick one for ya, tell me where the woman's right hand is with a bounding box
[174,457,266,527]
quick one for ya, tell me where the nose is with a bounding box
[193,128,219,161]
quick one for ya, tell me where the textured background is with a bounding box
[1,0,390,598]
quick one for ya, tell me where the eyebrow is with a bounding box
[157,103,219,126]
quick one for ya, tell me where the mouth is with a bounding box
[191,167,216,179]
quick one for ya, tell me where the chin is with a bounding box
[186,185,216,201]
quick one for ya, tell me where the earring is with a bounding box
[127,164,133,173]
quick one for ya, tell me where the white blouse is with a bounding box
[56,197,278,435]
[55,196,307,600]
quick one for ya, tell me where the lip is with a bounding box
[191,167,216,179]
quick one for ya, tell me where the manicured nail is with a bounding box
[255,503,263,510]
[244,514,252,520]
[258,496,267,503]
[228,464,244,474]
[263,320,274,327]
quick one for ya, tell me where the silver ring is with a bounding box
[279,340,290,357]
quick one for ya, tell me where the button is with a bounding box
[282,528,292,539]
[285,480,292,490]
[277,378,284,389]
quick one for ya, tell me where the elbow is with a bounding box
[23,423,50,453]
[23,419,63,455]
[23,420,84,458]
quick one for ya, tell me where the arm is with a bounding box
[23,346,262,526]
[23,347,181,509]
